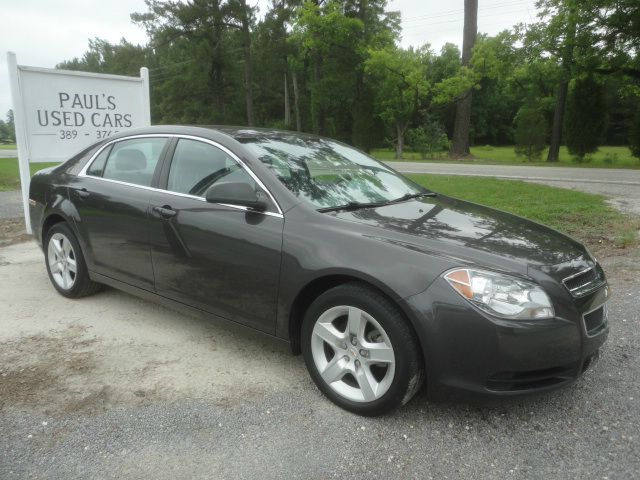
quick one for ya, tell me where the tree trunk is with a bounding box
[292,71,302,132]
[313,54,325,135]
[450,0,478,157]
[547,3,577,162]
[311,0,325,136]
[238,0,254,126]
[396,122,405,160]
[284,73,291,128]
[210,0,225,121]
[547,80,569,162]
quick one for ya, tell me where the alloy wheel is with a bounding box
[47,232,77,290]
[310,305,396,402]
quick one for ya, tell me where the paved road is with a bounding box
[1,242,639,479]
[388,162,640,217]
[0,149,17,158]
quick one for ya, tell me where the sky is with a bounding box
[0,0,539,119]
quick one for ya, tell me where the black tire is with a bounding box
[44,222,102,298]
[301,282,424,416]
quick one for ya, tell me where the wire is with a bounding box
[402,7,535,31]
[401,0,533,24]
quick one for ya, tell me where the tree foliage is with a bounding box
[56,0,640,157]
[0,111,16,144]
[514,104,547,161]
[630,109,640,160]
[364,46,431,158]
[565,74,606,160]
[407,121,449,159]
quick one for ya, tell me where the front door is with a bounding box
[148,137,284,333]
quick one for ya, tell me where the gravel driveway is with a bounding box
[1,242,639,479]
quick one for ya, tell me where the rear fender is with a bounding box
[40,188,93,268]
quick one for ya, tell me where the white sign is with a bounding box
[7,51,151,233]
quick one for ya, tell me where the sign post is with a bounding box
[6,52,151,234]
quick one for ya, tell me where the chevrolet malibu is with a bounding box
[29,126,609,415]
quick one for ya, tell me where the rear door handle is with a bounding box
[76,188,90,199]
[153,205,177,218]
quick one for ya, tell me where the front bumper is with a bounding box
[402,278,609,399]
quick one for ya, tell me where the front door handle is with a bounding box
[76,188,90,199]
[153,205,177,218]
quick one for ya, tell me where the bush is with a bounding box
[514,105,546,161]
[406,121,449,159]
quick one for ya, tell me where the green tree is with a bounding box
[593,0,640,81]
[132,0,247,124]
[58,38,152,76]
[292,0,364,136]
[364,46,431,159]
[565,74,606,160]
[522,0,597,162]
[469,31,523,145]
[252,1,302,128]
[630,110,640,160]
[0,111,16,143]
[514,104,547,161]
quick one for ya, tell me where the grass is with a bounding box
[0,158,59,191]
[0,144,17,150]
[0,156,636,255]
[375,145,640,169]
[408,174,639,255]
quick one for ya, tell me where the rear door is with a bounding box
[71,136,170,290]
[147,137,284,333]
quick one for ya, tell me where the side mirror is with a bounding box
[205,182,269,212]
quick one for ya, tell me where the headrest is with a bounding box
[115,149,146,171]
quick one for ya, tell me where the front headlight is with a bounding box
[444,268,554,320]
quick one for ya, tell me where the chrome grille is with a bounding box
[563,267,602,295]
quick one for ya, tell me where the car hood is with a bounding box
[330,195,586,272]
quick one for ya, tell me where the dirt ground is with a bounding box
[0,218,30,248]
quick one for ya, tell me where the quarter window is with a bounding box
[86,145,112,177]
[167,139,256,197]
[97,137,168,187]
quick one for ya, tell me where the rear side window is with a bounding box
[97,137,168,187]
[86,145,112,177]
[167,138,255,197]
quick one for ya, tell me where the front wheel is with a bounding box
[301,282,424,416]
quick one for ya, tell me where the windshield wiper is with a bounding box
[317,201,389,213]
[389,192,437,203]
[317,192,437,213]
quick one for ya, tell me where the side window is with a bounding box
[167,139,256,197]
[101,137,168,187]
[86,145,112,177]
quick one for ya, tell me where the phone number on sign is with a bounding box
[58,130,120,140]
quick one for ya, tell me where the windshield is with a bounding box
[237,134,427,210]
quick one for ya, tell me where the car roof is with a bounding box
[108,124,325,143]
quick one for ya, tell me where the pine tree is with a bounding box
[564,75,606,161]
[630,109,640,160]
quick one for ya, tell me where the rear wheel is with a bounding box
[44,223,101,298]
[301,282,424,416]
